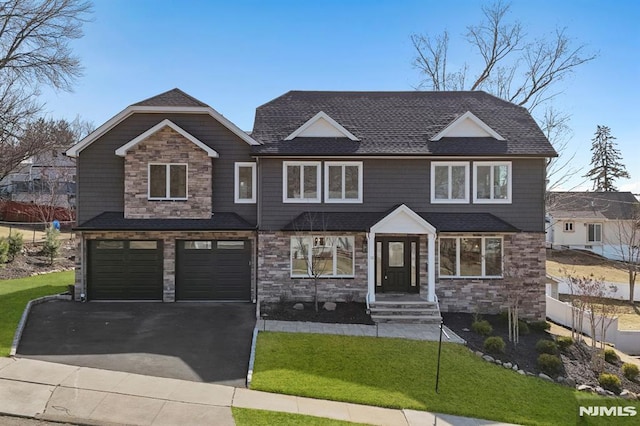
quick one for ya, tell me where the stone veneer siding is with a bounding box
[435,232,546,320]
[124,127,212,219]
[75,231,256,302]
[257,231,369,303]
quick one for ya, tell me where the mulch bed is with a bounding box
[260,301,375,325]
[0,239,75,280]
[442,312,549,372]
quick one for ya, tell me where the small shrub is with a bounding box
[471,320,493,336]
[0,238,9,265]
[604,348,619,364]
[7,232,23,261]
[483,336,506,354]
[497,310,509,324]
[535,339,558,355]
[517,320,530,335]
[528,320,551,332]
[598,373,622,394]
[42,226,61,265]
[622,363,639,381]
[537,354,562,376]
[556,336,574,351]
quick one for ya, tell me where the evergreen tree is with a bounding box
[584,125,629,191]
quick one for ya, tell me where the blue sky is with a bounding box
[40,0,640,193]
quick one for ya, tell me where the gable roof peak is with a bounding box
[285,111,359,141]
[132,88,209,108]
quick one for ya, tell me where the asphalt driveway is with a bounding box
[16,300,256,387]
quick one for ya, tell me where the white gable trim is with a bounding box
[430,111,505,141]
[370,204,436,234]
[284,111,359,141]
[66,105,259,157]
[115,119,219,158]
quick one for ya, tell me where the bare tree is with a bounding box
[609,208,640,303]
[411,1,596,189]
[0,0,92,178]
[502,259,530,346]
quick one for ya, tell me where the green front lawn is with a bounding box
[252,332,640,425]
[0,271,73,356]
[232,408,367,426]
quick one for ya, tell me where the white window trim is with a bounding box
[439,236,503,278]
[324,161,363,203]
[430,161,470,204]
[147,163,188,201]
[472,161,512,204]
[290,235,355,278]
[587,223,603,243]
[234,162,256,203]
[282,161,321,203]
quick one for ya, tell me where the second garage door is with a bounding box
[176,240,251,301]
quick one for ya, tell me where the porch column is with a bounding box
[428,233,436,302]
[367,232,376,303]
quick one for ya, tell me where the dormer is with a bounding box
[285,111,359,141]
[430,111,505,141]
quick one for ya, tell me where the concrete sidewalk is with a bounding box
[0,357,516,426]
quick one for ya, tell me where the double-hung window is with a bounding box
[324,162,362,203]
[439,236,503,278]
[431,162,469,203]
[290,236,355,277]
[283,161,321,203]
[235,162,256,203]
[587,223,602,243]
[473,162,512,203]
[148,163,187,200]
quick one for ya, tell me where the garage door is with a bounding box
[88,240,163,300]
[176,240,251,301]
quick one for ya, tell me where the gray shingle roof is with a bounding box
[283,211,519,233]
[76,212,256,231]
[132,88,209,108]
[547,192,640,220]
[251,91,556,157]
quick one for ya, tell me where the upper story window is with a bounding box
[564,222,574,232]
[431,162,469,203]
[473,162,512,203]
[324,162,363,203]
[235,162,256,203]
[587,223,602,243]
[283,161,321,203]
[148,163,187,200]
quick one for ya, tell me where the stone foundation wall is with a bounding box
[76,230,256,302]
[435,232,546,320]
[257,231,368,303]
[124,127,212,219]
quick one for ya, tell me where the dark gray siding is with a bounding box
[258,158,545,232]
[77,113,256,224]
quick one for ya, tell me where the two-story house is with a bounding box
[66,89,556,319]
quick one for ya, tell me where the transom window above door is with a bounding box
[148,163,187,200]
[283,161,321,203]
[431,162,469,203]
[324,162,362,203]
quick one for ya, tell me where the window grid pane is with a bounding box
[169,165,187,198]
[439,238,457,276]
[149,165,166,198]
[451,166,466,199]
[484,238,502,276]
[303,165,317,199]
[238,166,253,199]
[460,238,482,276]
[493,165,508,199]
[344,166,359,199]
[434,166,449,199]
[476,166,491,199]
[287,165,300,199]
[328,165,342,199]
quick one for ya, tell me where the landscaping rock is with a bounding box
[595,386,607,396]
[565,377,576,387]
[323,302,337,311]
[495,360,502,366]
[518,370,525,375]
[503,362,512,369]
[482,355,495,363]
[462,327,470,332]
[539,373,553,382]
[620,390,636,400]
[474,351,483,357]
[512,364,518,371]
[293,303,304,311]
[577,384,594,392]
[556,376,565,384]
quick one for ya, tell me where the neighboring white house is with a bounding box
[547,191,640,261]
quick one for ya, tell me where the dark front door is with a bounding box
[376,237,419,293]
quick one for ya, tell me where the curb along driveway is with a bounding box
[16,300,256,387]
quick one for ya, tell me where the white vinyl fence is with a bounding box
[552,277,639,302]
[546,295,640,355]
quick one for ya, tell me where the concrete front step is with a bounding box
[369,300,441,324]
